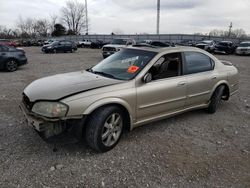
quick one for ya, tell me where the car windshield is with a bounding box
[239,42,250,47]
[89,49,157,80]
[111,39,127,45]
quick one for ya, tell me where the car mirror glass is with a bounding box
[142,73,152,83]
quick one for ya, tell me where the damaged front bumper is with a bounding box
[19,103,86,140]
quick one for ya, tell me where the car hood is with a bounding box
[24,71,123,102]
[103,44,126,48]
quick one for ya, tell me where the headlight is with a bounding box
[47,46,52,49]
[32,101,68,118]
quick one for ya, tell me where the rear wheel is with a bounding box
[207,85,225,114]
[5,59,18,72]
[86,106,124,152]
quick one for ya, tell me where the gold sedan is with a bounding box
[20,46,238,152]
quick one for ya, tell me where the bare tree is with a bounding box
[61,0,87,34]
[33,19,50,37]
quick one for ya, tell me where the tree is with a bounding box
[51,24,66,36]
[61,0,87,35]
[33,19,50,37]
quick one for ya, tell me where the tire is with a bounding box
[5,59,18,72]
[86,106,124,152]
[207,85,225,114]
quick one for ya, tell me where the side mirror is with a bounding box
[142,73,152,83]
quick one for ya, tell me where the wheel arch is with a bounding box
[210,80,230,100]
[83,98,134,131]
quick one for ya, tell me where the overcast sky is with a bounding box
[1,0,250,34]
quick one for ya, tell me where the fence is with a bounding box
[48,34,249,44]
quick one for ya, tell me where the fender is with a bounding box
[82,97,134,128]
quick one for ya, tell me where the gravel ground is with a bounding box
[0,47,249,188]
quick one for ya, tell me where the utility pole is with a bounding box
[156,0,160,34]
[85,0,88,34]
[228,22,232,37]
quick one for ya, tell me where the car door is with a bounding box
[183,51,218,107]
[136,52,187,122]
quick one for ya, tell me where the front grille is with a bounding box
[103,47,116,51]
[22,94,34,111]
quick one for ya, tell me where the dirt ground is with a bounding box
[0,47,249,188]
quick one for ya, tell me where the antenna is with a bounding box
[157,0,160,34]
[85,0,88,34]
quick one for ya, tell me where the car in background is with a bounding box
[0,39,18,47]
[196,40,216,52]
[0,44,27,72]
[42,40,77,53]
[20,46,238,152]
[91,40,107,49]
[235,41,250,55]
[102,38,136,58]
[140,40,172,47]
[177,40,196,47]
[43,39,57,45]
[214,41,236,54]
[78,39,92,48]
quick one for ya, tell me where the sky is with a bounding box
[0,0,250,34]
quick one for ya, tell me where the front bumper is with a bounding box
[236,50,250,55]
[19,102,85,139]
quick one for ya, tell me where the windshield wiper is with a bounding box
[92,71,117,79]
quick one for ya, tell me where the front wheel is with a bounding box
[5,59,18,72]
[86,106,124,152]
[207,85,225,114]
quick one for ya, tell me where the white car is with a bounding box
[78,39,92,48]
[196,40,216,52]
[235,41,250,55]
[102,38,136,58]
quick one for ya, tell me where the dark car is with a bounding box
[141,40,171,47]
[214,41,236,54]
[178,40,196,47]
[42,40,77,53]
[0,44,27,72]
[91,40,107,49]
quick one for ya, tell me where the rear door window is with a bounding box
[184,52,214,74]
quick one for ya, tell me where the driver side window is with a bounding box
[148,52,182,80]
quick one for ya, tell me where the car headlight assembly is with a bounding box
[32,101,68,118]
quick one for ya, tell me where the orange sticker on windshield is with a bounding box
[127,65,139,73]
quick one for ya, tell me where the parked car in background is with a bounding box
[91,40,107,49]
[140,40,172,47]
[196,40,216,52]
[42,40,77,53]
[20,46,238,152]
[235,41,250,55]
[43,39,57,45]
[102,38,136,58]
[78,39,92,48]
[0,44,27,72]
[0,39,18,47]
[214,41,236,54]
[177,40,196,47]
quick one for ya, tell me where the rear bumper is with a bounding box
[18,59,28,66]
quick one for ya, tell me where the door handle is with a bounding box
[178,81,187,86]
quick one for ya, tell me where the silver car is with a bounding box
[20,46,239,152]
[235,41,250,55]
